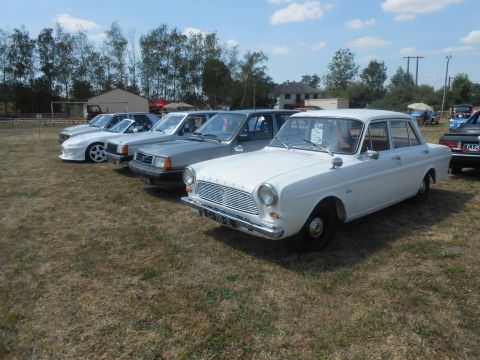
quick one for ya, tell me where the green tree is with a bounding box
[37,28,56,96]
[104,22,128,88]
[324,48,359,95]
[449,73,471,105]
[54,25,76,98]
[360,60,387,102]
[202,59,231,107]
[301,74,321,89]
[7,26,35,85]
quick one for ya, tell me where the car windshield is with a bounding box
[193,113,246,141]
[152,114,185,134]
[91,115,113,128]
[270,117,364,154]
[88,114,101,125]
[108,119,134,133]
[466,111,480,124]
[454,106,472,112]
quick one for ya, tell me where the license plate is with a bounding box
[203,209,236,227]
[463,143,480,153]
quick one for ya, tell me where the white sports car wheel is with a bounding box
[87,143,107,163]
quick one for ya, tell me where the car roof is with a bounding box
[228,109,298,115]
[165,110,229,116]
[291,109,411,123]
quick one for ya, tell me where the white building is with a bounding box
[305,98,349,110]
[272,81,323,109]
[87,88,149,113]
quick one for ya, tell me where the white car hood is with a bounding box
[110,131,174,146]
[195,147,333,193]
[63,124,90,132]
[63,130,122,147]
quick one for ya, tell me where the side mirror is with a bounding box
[366,150,379,159]
[132,128,139,134]
[330,157,343,169]
[234,145,244,153]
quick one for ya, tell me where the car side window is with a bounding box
[109,115,125,128]
[133,114,151,129]
[240,115,273,141]
[361,121,390,152]
[391,120,420,148]
[184,115,207,133]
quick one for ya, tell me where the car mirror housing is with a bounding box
[366,150,379,160]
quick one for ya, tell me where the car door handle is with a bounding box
[392,155,401,160]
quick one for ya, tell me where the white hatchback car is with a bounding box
[181,109,451,251]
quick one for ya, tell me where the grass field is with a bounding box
[0,123,479,359]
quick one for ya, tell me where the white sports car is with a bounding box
[182,109,452,251]
[60,117,158,162]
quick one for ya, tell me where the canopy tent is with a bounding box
[163,102,195,111]
[407,103,433,111]
[149,98,169,110]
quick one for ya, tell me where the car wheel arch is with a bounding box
[311,196,346,224]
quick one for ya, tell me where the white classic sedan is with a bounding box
[59,118,156,162]
[181,109,451,251]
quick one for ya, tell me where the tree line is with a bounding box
[301,48,480,112]
[0,22,478,114]
[0,22,274,114]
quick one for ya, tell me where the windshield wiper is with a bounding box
[273,135,290,149]
[200,133,221,142]
[302,138,333,156]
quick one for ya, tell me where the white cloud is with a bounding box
[400,47,417,55]
[346,18,376,30]
[394,13,416,21]
[311,41,327,51]
[270,46,290,54]
[442,45,475,53]
[382,0,463,21]
[348,36,390,49]
[270,1,333,25]
[225,39,239,47]
[183,27,210,37]
[88,32,106,43]
[54,14,99,32]
[461,30,480,45]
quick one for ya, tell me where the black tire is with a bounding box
[450,164,461,175]
[413,173,431,204]
[294,204,337,252]
[86,143,107,163]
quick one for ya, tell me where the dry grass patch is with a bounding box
[0,124,479,359]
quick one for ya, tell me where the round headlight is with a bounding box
[183,167,196,186]
[258,184,278,206]
[154,156,165,168]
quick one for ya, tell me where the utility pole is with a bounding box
[441,55,452,118]
[414,56,424,86]
[403,56,413,75]
[403,56,424,85]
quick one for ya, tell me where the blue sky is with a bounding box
[1,0,479,89]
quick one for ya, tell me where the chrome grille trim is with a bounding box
[135,151,153,165]
[196,181,259,215]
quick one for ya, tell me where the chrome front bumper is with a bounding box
[181,196,284,239]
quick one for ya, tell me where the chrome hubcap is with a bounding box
[89,145,106,162]
[309,218,324,238]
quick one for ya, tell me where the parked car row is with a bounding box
[59,109,452,251]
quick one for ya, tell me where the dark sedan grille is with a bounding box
[196,181,259,215]
[106,142,117,154]
[136,151,154,165]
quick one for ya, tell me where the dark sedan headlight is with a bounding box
[183,167,196,186]
[258,184,278,206]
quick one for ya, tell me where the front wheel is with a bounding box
[294,204,337,252]
[86,143,107,163]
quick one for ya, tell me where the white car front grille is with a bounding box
[196,181,259,215]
